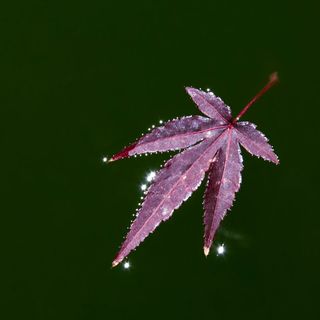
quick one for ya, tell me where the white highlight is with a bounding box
[159,120,163,124]
[102,156,108,162]
[161,207,168,216]
[123,261,131,269]
[216,244,225,256]
[146,171,156,182]
[140,184,147,191]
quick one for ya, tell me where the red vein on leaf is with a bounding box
[109,125,229,162]
[130,124,228,149]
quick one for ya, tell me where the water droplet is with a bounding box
[161,207,168,216]
[146,171,156,182]
[216,244,225,256]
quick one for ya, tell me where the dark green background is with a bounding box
[2,0,319,319]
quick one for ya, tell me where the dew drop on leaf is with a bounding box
[146,171,156,182]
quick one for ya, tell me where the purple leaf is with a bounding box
[110,73,280,266]
[203,130,243,255]
[235,121,279,164]
[110,116,227,162]
[185,87,232,122]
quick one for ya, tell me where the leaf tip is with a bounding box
[185,86,195,95]
[203,246,210,257]
[109,143,137,162]
[112,259,121,268]
[271,154,280,165]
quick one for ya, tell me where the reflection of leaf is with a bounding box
[110,73,279,267]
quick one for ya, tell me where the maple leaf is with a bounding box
[109,73,279,267]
